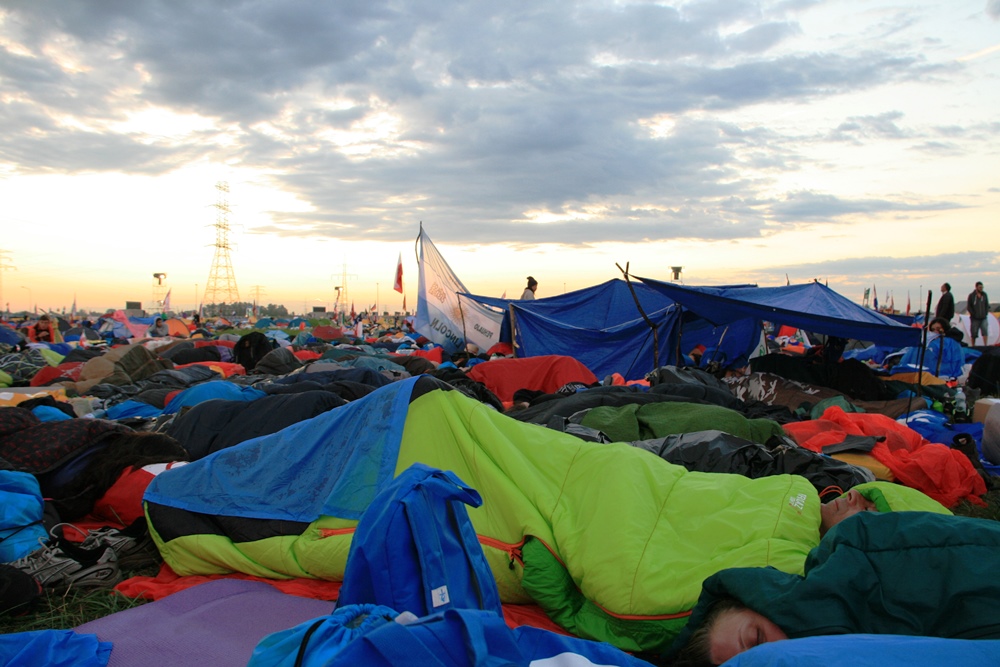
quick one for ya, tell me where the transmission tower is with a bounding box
[202,181,240,308]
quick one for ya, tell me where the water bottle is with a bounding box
[955,388,967,420]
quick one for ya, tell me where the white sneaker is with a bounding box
[11,538,122,590]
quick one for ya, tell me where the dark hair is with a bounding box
[673,597,748,667]
[943,283,951,291]
[526,276,538,288]
[976,281,984,288]
[929,317,950,331]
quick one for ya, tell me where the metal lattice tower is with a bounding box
[202,181,240,306]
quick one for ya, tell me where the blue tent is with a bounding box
[460,279,771,380]
[635,278,922,349]
[459,280,679,380]
[0,326,22,347]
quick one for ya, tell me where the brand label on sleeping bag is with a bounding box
[788,493,807,512]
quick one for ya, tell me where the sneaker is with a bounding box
[10,538,122,590]
[52,519,161,570]
[79,521,161,570]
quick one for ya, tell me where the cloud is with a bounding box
[988,0,1000,20]
[828,111,909,143]
[0,0,991,249]
[740,251,1000,297]
[769,191,963,223]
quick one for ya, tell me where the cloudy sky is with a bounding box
[1,0,998,316]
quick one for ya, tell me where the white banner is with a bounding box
[414,226,502,354]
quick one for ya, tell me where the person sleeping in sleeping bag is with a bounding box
[668,507,1000,665]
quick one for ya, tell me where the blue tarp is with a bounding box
[0,326,22,347]
[0,630,111,667]
[145,377,418,522]
[162,381,267,415]
[635,278,922,349]
[459,279,770,380]
[460,280,681,381]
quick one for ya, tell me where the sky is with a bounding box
[1,0,998,317]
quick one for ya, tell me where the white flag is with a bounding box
[162,288,172,312]
[414,226,502,354]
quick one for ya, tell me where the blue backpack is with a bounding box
[336,463,503,618]
[251,606,656,667]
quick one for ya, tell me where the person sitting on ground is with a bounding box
[929,316,965,344]
[147,317,170,337]
[669,507,1000,666]
[521,276,538,300]
[28,315,53,343]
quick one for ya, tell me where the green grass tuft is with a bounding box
[0,563,158,634]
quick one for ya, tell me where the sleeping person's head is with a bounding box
[819,488,877,535]
[675,597,787,666]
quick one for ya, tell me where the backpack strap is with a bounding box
[404,485,456,611]
[293,618,328,667]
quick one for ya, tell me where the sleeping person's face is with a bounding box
[819,488,876,535]
[708,607,788,664]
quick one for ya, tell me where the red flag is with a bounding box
[350,302,356,319]
[906,292,911,316]
[393,253,404,293]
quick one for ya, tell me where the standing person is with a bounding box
[935,282,955,321]
[521,276,538,300]
[967,281,990,346]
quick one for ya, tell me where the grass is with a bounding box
[0,586,149,633]
[0,563,158,634]
[952,487,1000,521]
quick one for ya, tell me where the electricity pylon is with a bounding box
[202,181,240,309]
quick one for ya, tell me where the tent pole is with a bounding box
[675,311,684,368]
[616,262,659,380]
[509,303,519,358]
